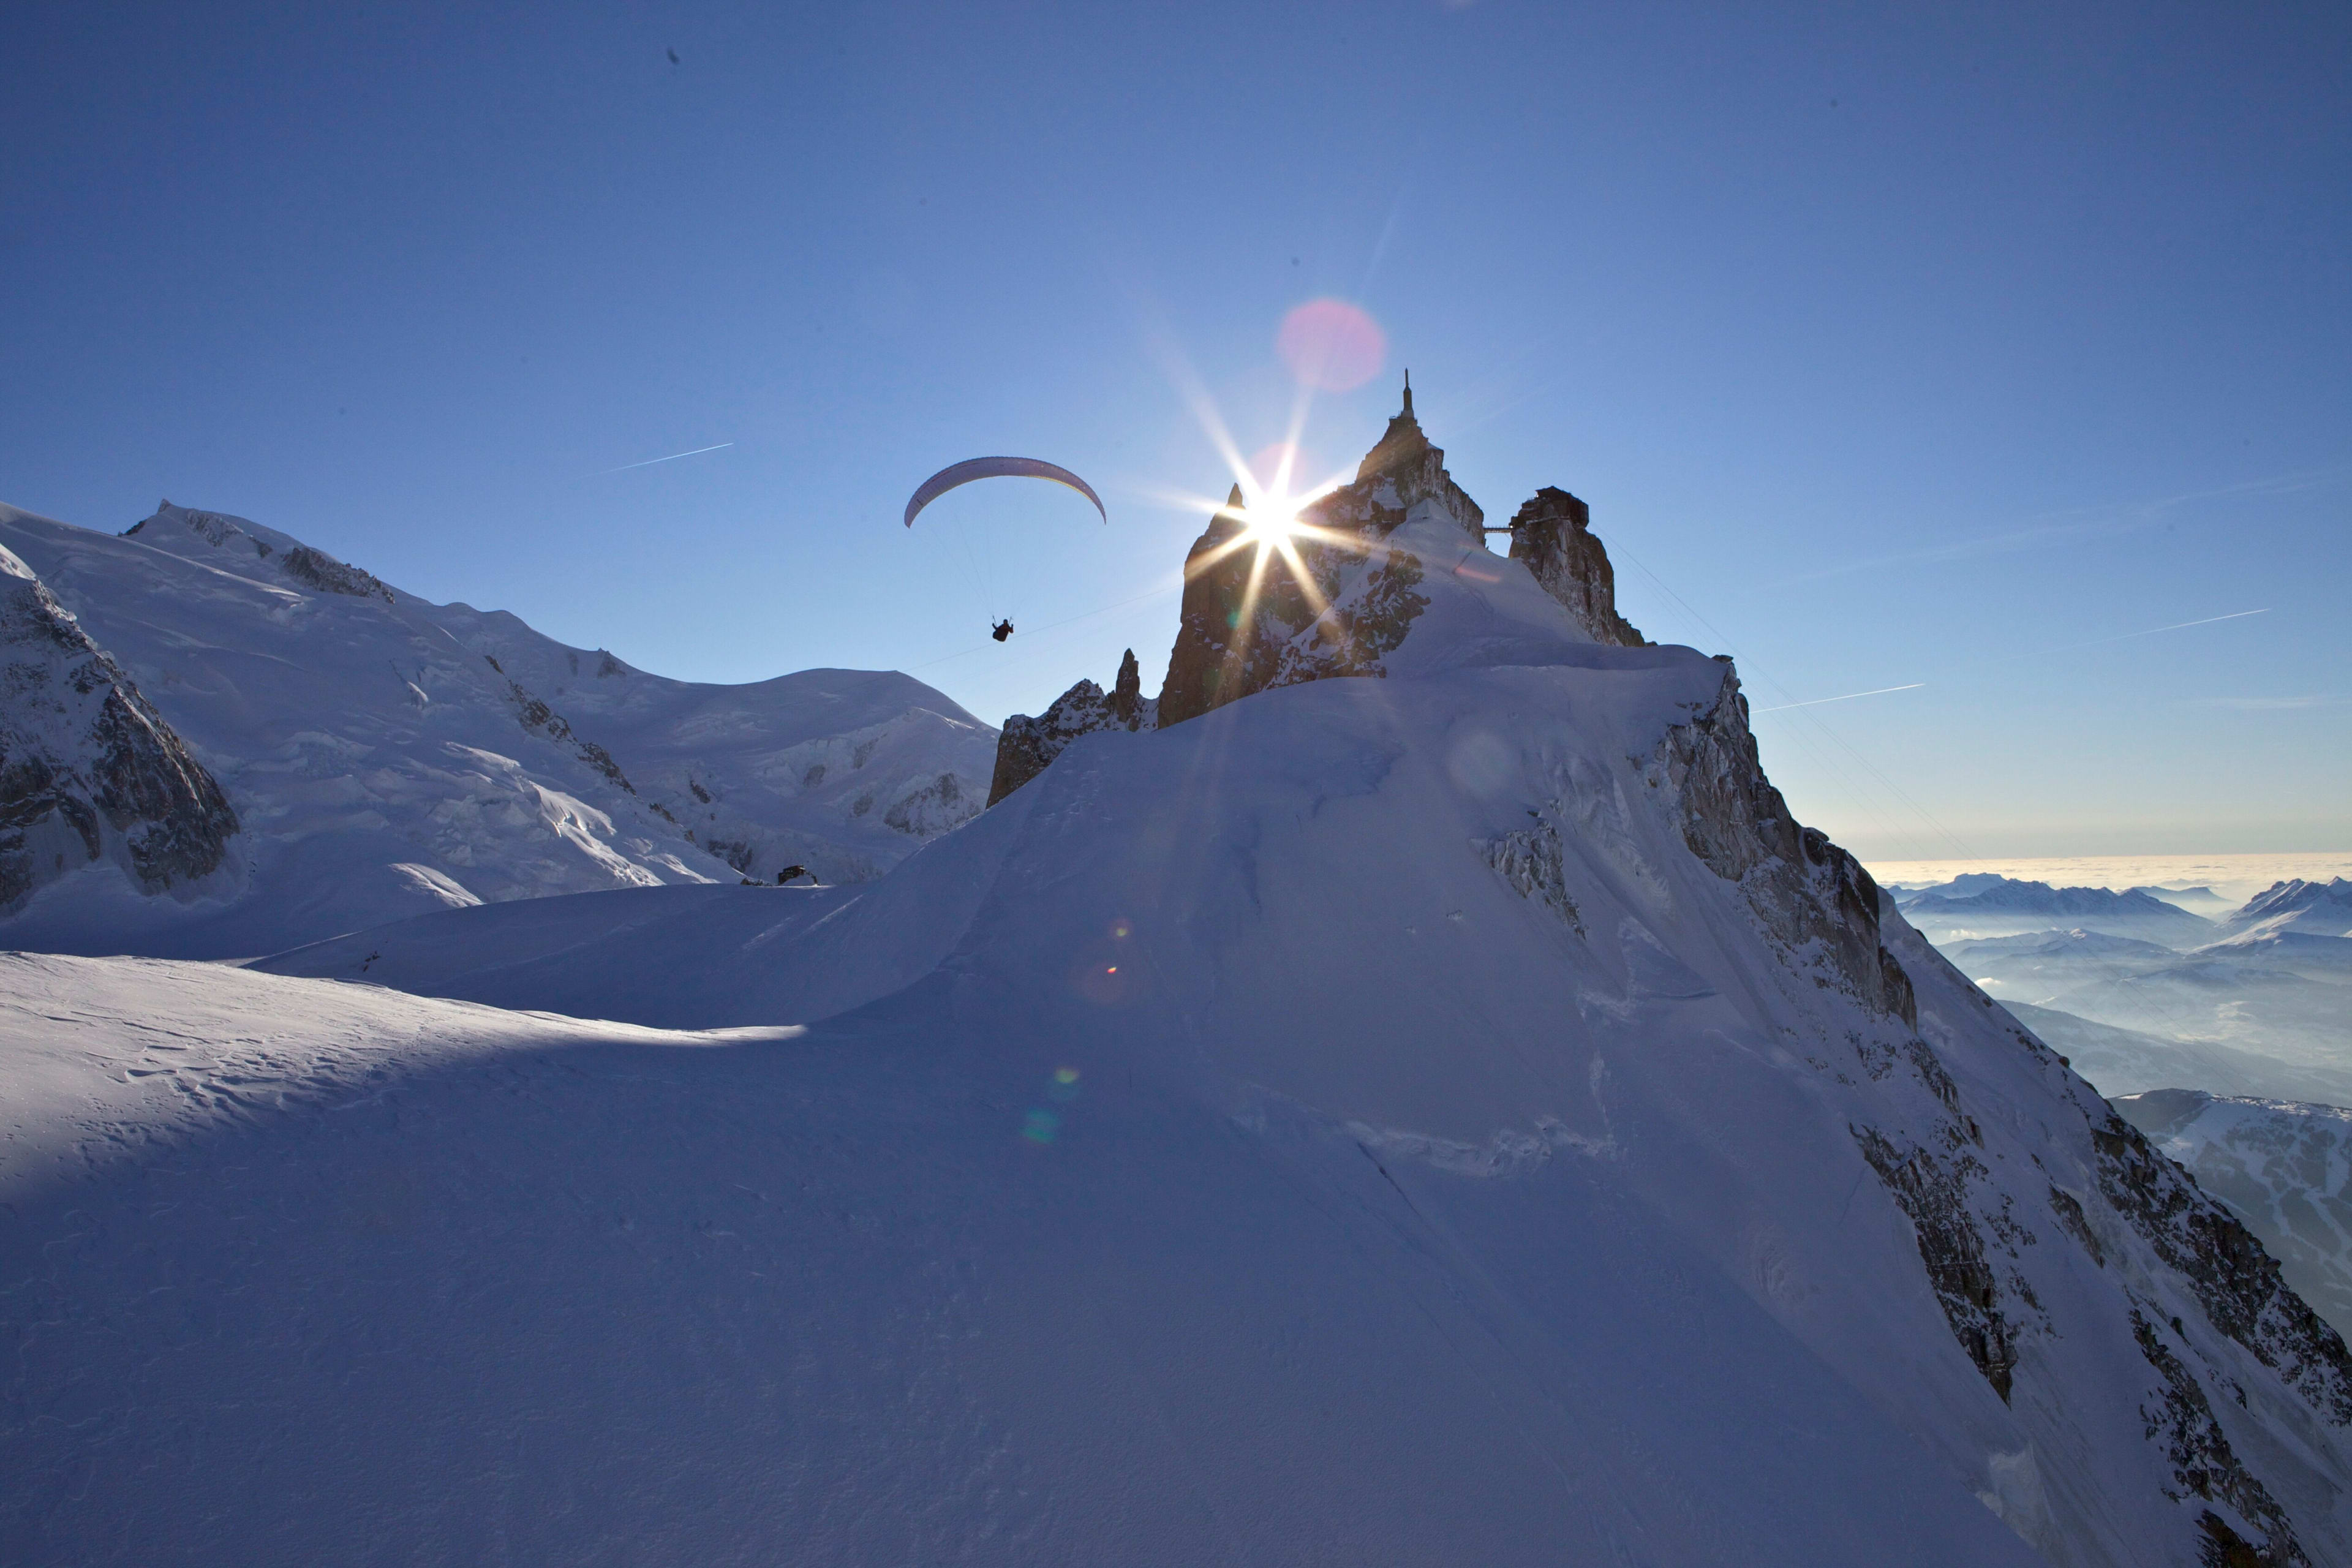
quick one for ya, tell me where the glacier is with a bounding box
[0,500,997,956]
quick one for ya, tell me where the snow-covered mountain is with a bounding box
[2112,1090,2352,1345]
[2228,879,2352,940]
[9,401,2352,1564]
[0,500,996,955]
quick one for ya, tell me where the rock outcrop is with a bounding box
[1506,487,1646,647]
[0,546,238,911]
[1005,383,1657,802]
[987,649,1156,805]
[1655,657,1916,1023]
[2109,1090,2352,1344]
[1155,382,1475,727]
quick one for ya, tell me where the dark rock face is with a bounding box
[1506,488,1646,647]
[2129,1308,2309,1566]
[278,543,394,603]
[1156,386,1473,728]
[987,649,1157,806]
[0,548,239,911]
[486,658,638,796]
[1655,660,1916,1023]
[2093,1112,2352,1424]
[2108,1090,2352,1344]
[883,772,968,834]
[1854,1125,2020,1402]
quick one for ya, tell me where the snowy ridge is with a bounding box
[0,500,996,954]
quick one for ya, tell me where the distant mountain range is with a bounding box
[0,500,996,956]
[1896,874,2216,943]
[1868,873,2351,1115]
[1947,924,2351,1087]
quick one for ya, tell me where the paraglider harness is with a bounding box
[991,619,1014,643]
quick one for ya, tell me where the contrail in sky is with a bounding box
[1761,467,2344,592]
[594,442,733,475]
[1754,609,2272,713]
[1754,683,1925,714]
[2004,608,2271,660]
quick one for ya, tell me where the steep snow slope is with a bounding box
[2114,1090,2352,1345]
[13,409,2352,1562]
[0,501,995,955]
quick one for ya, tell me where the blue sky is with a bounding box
[4,1,2346,859]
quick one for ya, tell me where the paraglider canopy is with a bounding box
[903,456,1106,528]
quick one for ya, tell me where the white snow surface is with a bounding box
[0,501,997,956]
[7,505,2351,1564]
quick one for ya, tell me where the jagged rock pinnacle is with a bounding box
[985,648,1158,805]
[1507,488,1646,647]
[1355,375,1433,483]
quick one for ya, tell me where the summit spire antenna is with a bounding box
[1402,369,1412,416]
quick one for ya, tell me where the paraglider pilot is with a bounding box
[991,619,1014,643]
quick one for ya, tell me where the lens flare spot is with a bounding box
[1055,1067,1080,1084]
[1022,1109,1060,1144]
[1248,442,1314,492]
[1276,299,1386,392]
[1109,918,1132,940]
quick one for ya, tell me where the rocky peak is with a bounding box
[0,546,239,911]
[1109,647,1148,729]
[986,649,1159,806]
[1322,378,1486,548]
[126,501,393,603]
[1007,386,1648,788]
[1354,372,1434,483]
[1507,487,1646,647]
[1155,383,1484,729]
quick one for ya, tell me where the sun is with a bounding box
[1240,497,1305,542]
